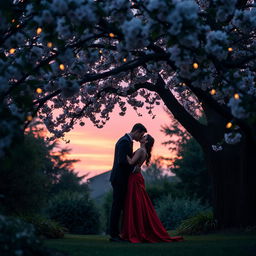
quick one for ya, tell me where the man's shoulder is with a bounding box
[118,134,130,142]
[117,134,130,145]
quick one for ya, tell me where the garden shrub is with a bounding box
[18,215,67,239]
[101,191,113,234]
[46,192,101,234]
[156,194,209,230]
[146,180,185,206]
[176,211,217,235]
[0,215,66,256]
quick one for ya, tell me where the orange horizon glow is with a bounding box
[56,102,175,180]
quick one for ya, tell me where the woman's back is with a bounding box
[133,148,147,168]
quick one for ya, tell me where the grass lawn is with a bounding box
[44,231,256,256]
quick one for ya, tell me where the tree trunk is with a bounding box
[203,139,256,228]
[154,77,256,228]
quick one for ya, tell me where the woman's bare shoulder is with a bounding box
[136,148,147,157]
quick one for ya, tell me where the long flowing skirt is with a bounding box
[121,172,184,243]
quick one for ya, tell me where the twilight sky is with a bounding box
[59,103,174,179]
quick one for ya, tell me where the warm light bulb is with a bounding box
[59,64,65,70]
[16,24,20,28]
[123,58,127,62]
[228,47,233,52]
[9,48,16,54]
[109,33,115,38]
[234,93,240,99]
[27,115,33,121]
[37,27,42,35]
[226,122,232,129]
[210,89,216,95]
[11,19,15,23]
[47,42,53,48]
[36,88,43,94]
[193,63,199,69]
[99,49,103,54]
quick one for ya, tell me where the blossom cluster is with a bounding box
[0,0,255,154]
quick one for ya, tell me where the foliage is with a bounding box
[18,215,67,239]
[146,179,184,206]
[1,0,256,229]
[176,211,218,235]
[171,137,211,203]
[0,214,65,256]
[101,191,113,234]
[156,194,210,230]
[0,132,50,215]
[46,192,101,235]
[49,169,89,196]
[0,0,255,153]
[0,128,86,216]
[162,117,212,204]
[161,116,192,153]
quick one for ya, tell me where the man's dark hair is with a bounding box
[131,123,147,133]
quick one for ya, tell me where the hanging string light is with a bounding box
[193,63,199,69]
[59,64,65,70]
[226,122,232,129]
[109,33,115,38]
[123,58,127,62]
[210,89,216,95]
[234,93,240,99]
[36,88,43,94]
[47,42,53,48]
[37,27,42,35]
[228,47,233,52]
[9,48,16,54]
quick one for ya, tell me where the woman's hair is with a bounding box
[145,134,154,166]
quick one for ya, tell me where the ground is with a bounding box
[44,231,256,256]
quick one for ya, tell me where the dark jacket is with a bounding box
[109,134,133,185]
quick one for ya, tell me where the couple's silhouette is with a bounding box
[109,123,183,243]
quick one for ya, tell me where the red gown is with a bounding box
[121,172,184,243]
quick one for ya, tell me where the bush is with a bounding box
[156,194,209,230]
[176,211,217,235]
[101,191,113,234]
[18,215,67,239]
[46,192,101,234]
[0,134,50,215]
[0,215,67,256]
[146,179,185,206]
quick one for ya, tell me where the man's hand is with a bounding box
[133,166,141,173]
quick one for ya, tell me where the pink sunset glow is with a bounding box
[59,103,174,179]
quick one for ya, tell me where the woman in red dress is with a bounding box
[121,134,184,243]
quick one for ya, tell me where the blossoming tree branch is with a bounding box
[0,0,256,228]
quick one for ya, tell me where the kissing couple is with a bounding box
[109,123,184,243]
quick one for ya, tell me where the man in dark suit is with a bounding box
[109,123,147,242]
